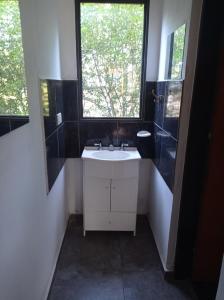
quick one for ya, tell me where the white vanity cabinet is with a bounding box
[82,156,140,236]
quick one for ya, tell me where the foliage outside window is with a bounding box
[0,0,28,116]
[80,3,145,118]
[167,24,186,80]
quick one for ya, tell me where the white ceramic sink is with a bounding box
[82,147,141,161]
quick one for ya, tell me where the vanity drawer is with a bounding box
[84,211,136,232]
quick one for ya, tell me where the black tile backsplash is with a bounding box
[55,81,64,117]
[10,116,29,131]
[154,81,166,127]
[163,81,183,139]
[41,80,66,191]
[58,125,65,170]
[0,117,11,136]
[80,120,118,151]
[0,116,29,137]
[64,122,79,157]
[144,81,156,121]
[41,78,183,192]
[46,130,61,191]
[63,80,78,121]
[154,124,177,191]
[151,80,183,191]
[117,121,154,158]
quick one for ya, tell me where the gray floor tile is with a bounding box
[57,231,122,276]
[119,233,161,272]
[123,270,197,300]
[49,273,124,300]
[48,216,197,300]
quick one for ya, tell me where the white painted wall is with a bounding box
[56,0,77,80]
[158,0,192,80]
[147,161,173,271]
[65,159,83,214]
[66,158,151,215]
[34,0,61,79]
[137,159,152,214]
[146,0,163,81]
[0,0,69,299]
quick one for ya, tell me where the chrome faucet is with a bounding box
[94,142,102,150]
[120,143,129,151]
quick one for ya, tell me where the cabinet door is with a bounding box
[84,177,110,212]
[111,178,138,213]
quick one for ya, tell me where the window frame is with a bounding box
[75,0,149,120]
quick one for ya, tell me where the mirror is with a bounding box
[166,23,186,80]
[0,0,29,137]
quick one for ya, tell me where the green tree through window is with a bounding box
[168,24,186,80]
[0,0,28,116]
[80,3,144,118]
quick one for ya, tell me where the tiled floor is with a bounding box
[48,216,197,300]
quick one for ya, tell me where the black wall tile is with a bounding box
[46,131,60,191]
[55,81,64,118]
[0,117,11,136]
[117,121,140,146]
[163,81,183,139]
[158,135,177,191]
[144,81,156,121]
[0,115,29,137]
[153,125,162,169]
[63,81,78,121]
[58,124,65,171]
[154,81,166,127]
[117,121,154,158]
[40,78,183,192]
[64,122,79,158]
[79,121,118,153]
[10,117,29,131]
[153,124,177,191]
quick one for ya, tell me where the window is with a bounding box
[78,1,147,118]
[166,24,186,80]
[0,0,28,116]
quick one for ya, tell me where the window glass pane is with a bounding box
[0,0,28,116]
[170,24,186,80]
[81,3,144,118]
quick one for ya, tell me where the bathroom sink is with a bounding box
[92,150,130,160]
[82,147,141,161]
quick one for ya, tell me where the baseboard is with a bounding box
[43,216,69,300]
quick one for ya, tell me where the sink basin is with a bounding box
[82,147,141,161]
[92,150,130,160]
